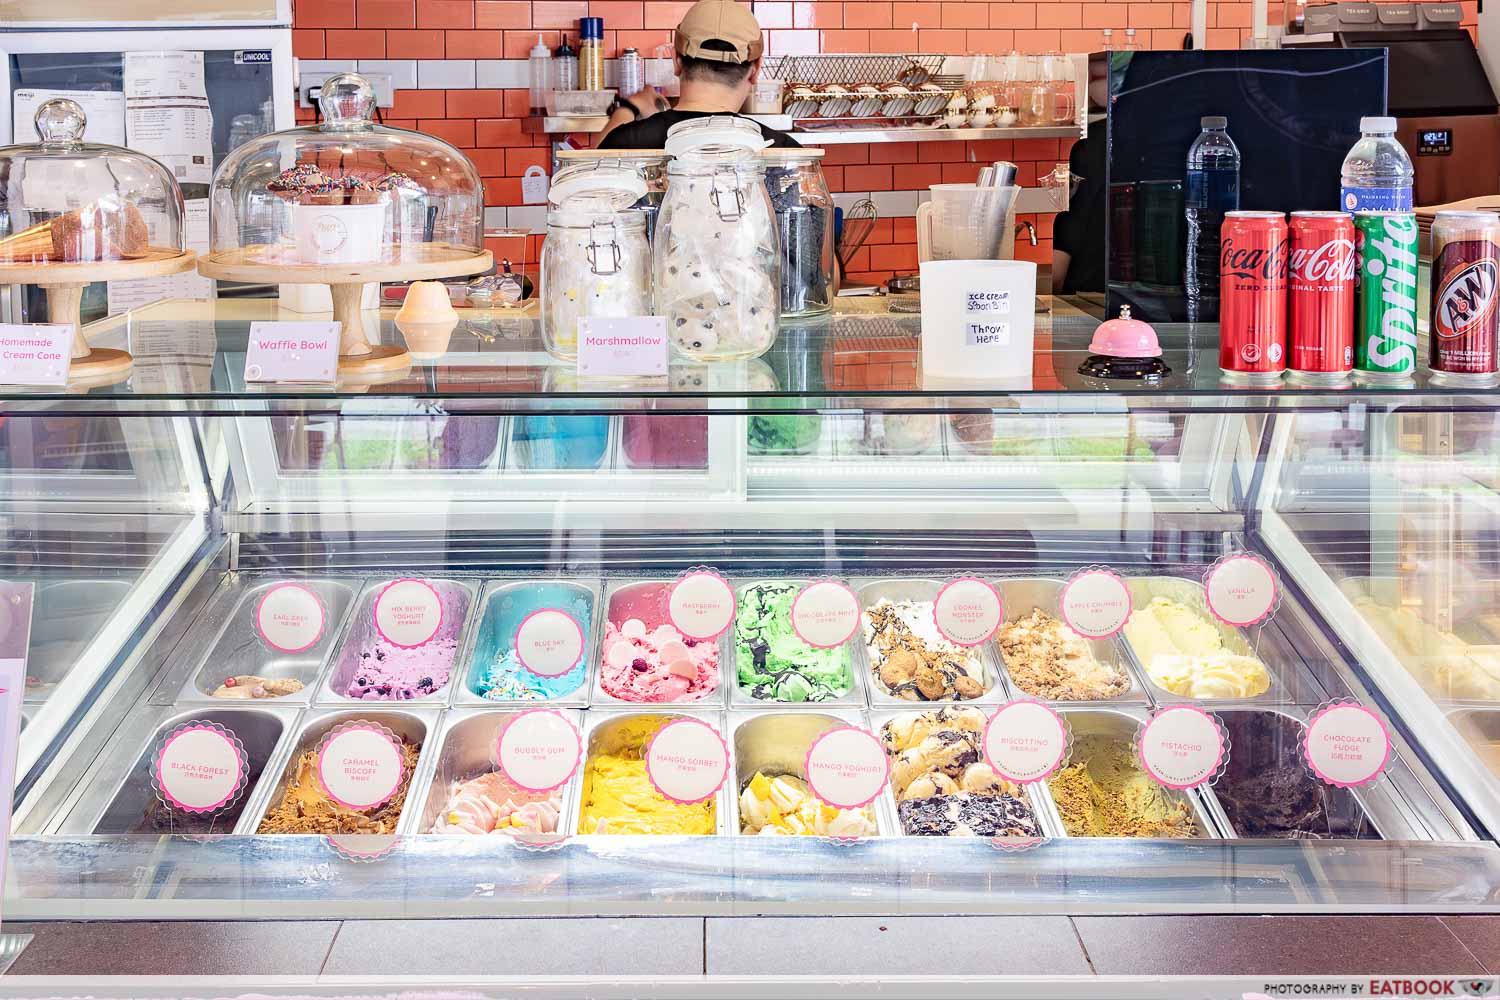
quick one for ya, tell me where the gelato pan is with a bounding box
[853,413,940,455]
[1451,708,1500,779]
[735,581,856,703]
[428,771,563,834]
[325,578,473,702]
[577,713,719,835]
[748,411,822,456]
[1348,592,1500,701]
[511,415,610,470]
[466,580,594,702]
[861,592,989,701]
[621,413,708,469]
[732,711,887,836]
[598,581,720,703]
[1047,726,1202,839]
[1124,596,1271,700]
[1000,607,1131,702]
[214,675,305,699]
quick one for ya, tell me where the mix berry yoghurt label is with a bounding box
[805,726,890,810]
[373,578,443,648]
[514,609,585,679]
[667,569,736,641]
[1204,553,1279,628]
[790,580,860,649]
[254,582,326,654]
[1059,567,1132,639]
[153,722,247,813]
[933,577,1004,647]
[645,718,729,805]
[1304,701,1391,788]
[983,701,1069,784]
[1138,706,1226,790]
[496,709,581,793]
[317,723,406,810]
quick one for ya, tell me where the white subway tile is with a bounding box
[357,59,417,90]
[870,189,918,218]
[833,191,870,213]
[507,205,548,234]
[475,59,531,88]
[483,207,509,229]
[417,59,477,89]
[296,59,356,81]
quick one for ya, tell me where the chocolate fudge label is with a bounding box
[1060,567,1133,639]
[805,726,889,811]
[577,316,669,378]
[790,580,860,649]
[254,582,326,654]
[984,701,1069,784]
[1138,706,1227,790]
[373,578,443,648]
[1204,553,1279,628]
[645,718,729,805]
[964,321,1011,347]
[317,723,406,810]
[0,323,71,386]
[933,576,1004,646]
[243,321,339,383]
[514,609,585,679]
[153,721,247,814]
[965,290,1012,314]
[496,709,581,793]
[1303,700,1391,787]
[668,569,736,641]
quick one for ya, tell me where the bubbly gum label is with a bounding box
[1304,702,1391,788]
[373,578,443,649]
[932,577,1003,647]
[1059,568,1132,639]
[496,709,581,793]
[789,580,860,649]
[983,701,1068,784]
[154,723,245,813]
[1204,554,1278,628]
[1138,706,1225,790]
[317,724,405,811]
[804,726,889,811]
[667,570,736,641]
[254,582,326,654]
[645,718,729,806]
[513,609,585,679]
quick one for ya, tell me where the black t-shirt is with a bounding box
[598,109,801,150]
[1051,133,1105,294]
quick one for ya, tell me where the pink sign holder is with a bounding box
[372,578,443,649]
[804,726,890,811]
[790,579,860,649]
[1136,706,1228,791]
[1302,699,1392,788]
[151,720,250,814]
[1203,552,1281,629]
[325,833,399,862]
[316,721,407,811]
[1059,566,1133,640]
[645,718,730,806]
[513,609,585,679]
[254,582,327,654]
[983,700,1070,784]
[495,708,582,793]
[932,576,1004,647]
[666,567,736,641]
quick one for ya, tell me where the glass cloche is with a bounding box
[0,98,186,265]
[208,73,484,268]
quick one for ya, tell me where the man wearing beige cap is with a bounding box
[599,0,799,148]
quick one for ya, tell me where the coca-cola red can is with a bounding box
[1287,210,1356,384]
[1219,210,1288,385]
[1430,209,1500,386]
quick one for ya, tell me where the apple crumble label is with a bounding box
[1059,567,1132,639]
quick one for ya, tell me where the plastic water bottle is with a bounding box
[1340,116,1414,212]
[1184,115,1241,323]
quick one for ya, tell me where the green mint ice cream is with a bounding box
[735,581,854,702]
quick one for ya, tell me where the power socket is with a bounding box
[298,71,394,109]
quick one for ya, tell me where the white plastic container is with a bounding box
[919,259,1036,382]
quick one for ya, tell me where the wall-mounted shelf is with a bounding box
[523,115,608,134]
[784,124,1084,144]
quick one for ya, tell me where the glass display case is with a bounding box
[5,295,1500,922]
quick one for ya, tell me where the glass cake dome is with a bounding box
[208,72,484,268]
[0,98,186,265]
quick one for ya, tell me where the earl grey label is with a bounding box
[966,290,1011,314]
[965,321,1010,346]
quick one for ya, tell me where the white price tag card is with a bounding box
[805,726,889,811]
[1204,553,1279,628]
[1304,701,1391,788]
[0,324,72,386]
[933,577,1004,646]
[645,718,729,805]
[514,609,586,678]
[984,701,1069,784]
[577,317,668,378]
[668,569,736,641]
[244,321,339,383]
[1138,706,1226,790]
[790,580,860,649]
[255,582,326,654]
[373,578,443,649]
[317,723,407,811]
[1060,567,1132,640]
[496,709,582,793]
[153,721,248,813]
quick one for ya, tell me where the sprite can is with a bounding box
[1353,211,1420,383]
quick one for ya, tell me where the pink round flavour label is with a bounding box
[932,577,1003,647]
[154,723,246,813]
[373,578,443,649]
[804,726,890,810]
[325,833,399,862]
[497,709,582,793]
[667,570,736,641]
[1059,568,1132,640]
[255,582,326,654]
[1204,554,1278,628]
[1304,702,1391,788]
[983,701,1068,784]
[645,718,730,805]
[317,724,406,810]
[1138,706,1225,790]
[514,609,585,679]
[790,580,860,649]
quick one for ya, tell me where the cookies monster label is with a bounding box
[1138,706,1226,790]
[668,569,736,641]
[254,582,326,654]
[317,723,406,810]
[790,580,860,649]
[805,726,889,810]
[496,709,581,793]
[153,722,247,814]
[933,577,1003,646]
[1204,553,1279,628]
[984,701,1069,784]
[645,718,729,805]
[1304,700,1391,788]
[514,609,585,678]
[1059,567,1132,639]
[373,578,443,648]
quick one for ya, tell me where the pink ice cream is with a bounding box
[600,581,719,702]
[429,772,562,835]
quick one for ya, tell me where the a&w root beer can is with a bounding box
[1430,210,1500,387]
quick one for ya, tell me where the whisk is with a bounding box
[837,198,877,271]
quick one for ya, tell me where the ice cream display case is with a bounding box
[6,295,1500,921]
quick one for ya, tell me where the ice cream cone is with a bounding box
[0,220,58,263]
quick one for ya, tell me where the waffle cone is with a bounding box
[0,220,59,263]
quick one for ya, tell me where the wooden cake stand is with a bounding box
[197,244,493,374]
[0,248,197,383]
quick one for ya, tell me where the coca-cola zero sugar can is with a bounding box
[1287,210,1356,385]
[1430,209,1500,387]
[1219,210,1288,385]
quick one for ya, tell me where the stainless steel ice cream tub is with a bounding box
[870,706,1065,839]
[320,577,477,706]
[1049,707,1221,839]
[504,413,617,472]
[993,577,1150,707]
[730,579,869,710]
[242,707,439,836]
[26,577,132,702]
[416,707,582,836]
[572,708,731,836]
[854,578,1007,707]
[590,579,731,709]
[456,579,601,708]
[729,709,896,837]
[178,577,360,706]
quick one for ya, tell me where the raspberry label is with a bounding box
[153,722,247,813]
[983,701,1068,784]
[514,609,585,679]
[373,578,443,648]
[790,580,860,649]
[1304,701,1391,788]
[933,577,1003,646]
[255,582,326,654]
[1204,554,1278,628]
[805,726,889,810]
[317,723,406,811]
[1059,568,1132,639]
[496,709,581,793]
[645,718,729,805]
[1138,706,1226,790]
[668,570,736,641]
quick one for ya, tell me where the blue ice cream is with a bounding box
[512,416,609,469]
[469,581,592,700]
